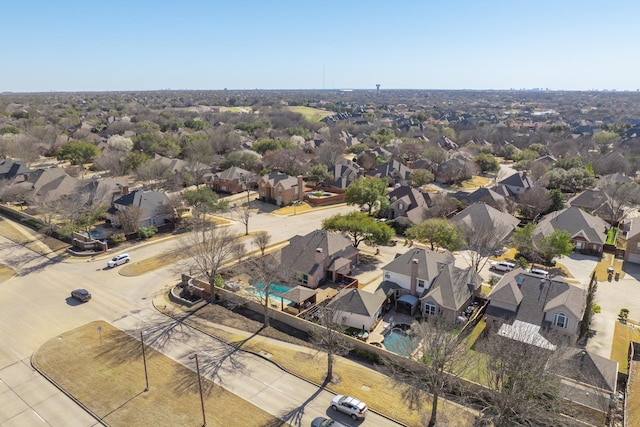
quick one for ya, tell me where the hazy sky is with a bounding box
[2,0,639,92]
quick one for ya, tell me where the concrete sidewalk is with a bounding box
[112,296,406,427]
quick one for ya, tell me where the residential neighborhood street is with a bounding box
[0,204,405,427]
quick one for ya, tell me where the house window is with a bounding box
[575,241,584,250]
[302,274,308,284]
[636,242,640,250]
[384,272,390,280]
[278,187,282,194]
[425,301,436,316]
[399,203,404,210]
[554,312,568,329]
[417,279,425,289]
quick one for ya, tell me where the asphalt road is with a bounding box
[0,203,404,427]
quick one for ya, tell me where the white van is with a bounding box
[528,268,549,278]
[490,261,515,272]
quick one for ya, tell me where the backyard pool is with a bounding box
[383,325,418,356]
[247,283,293,305]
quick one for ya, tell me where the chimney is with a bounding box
[121,185,129,195]
[522,170,528,178]
[297,175,304,201]
[410,258,419,296]
[315,248,324,264]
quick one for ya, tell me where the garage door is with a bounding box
[627,252,640,264]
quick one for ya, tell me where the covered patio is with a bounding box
[395,293,420,316]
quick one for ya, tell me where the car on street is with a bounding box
[311,417,348,427]
[71,289,91,302]
[330,395,368,420]
[108,253,131,268]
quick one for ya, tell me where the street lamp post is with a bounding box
[140,331,149,392]
[189,354,207,427]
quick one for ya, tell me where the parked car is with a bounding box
[490,261,515,272]
[311,417,348,427]
[528,267,549,278]
[330,395,368,420]
[108,253,131,268]
[71,289,91,302]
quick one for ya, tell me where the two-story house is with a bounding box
[379,248,481,320]
[257,172,305,206]
[107,188,173,229]
[208,166,257,194]
[535,206,608,255]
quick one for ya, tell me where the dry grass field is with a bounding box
[33,321,281,427]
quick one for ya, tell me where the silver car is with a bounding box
[107,253,131,268]
[311,417,348,427]
[330,395,368,420]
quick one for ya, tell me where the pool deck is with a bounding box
[366,312,416,346]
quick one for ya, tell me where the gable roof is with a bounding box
[487,268,586,327]
[567,189,610,211]
[535,206,608,245]
[382,248,455,281]
[453,187,506,208]
[111,189,170,221]
[0,160,32,180]
[422,264,481,311]
[328,287,386,317]
[277,230,357,276]
[558,348,618,393]
[450,202,520,242]
[498,171,535,191]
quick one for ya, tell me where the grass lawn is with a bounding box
[592,253,625,282]
[605,227,617,245]
[32,321,281,427]
[119,248,189,276]
[0,217,69,256]
[272,201,312,215]
[286,106,334,122]
[459,175,492,190]
[609,320,640,374]
[628,358,640,427]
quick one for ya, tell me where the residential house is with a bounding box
[485,268,586,346]
[0,160,32,181]
[107,188,173,229]
[275,230,359,289]
[535,206,608,255]
[452,188,508,212]
[330,161,362,190]
[379,248,480,320]
[386,185,432,225]
[450,202,520,244]
[623,217,640,264]
[366,159,411,186]
[153,153,210,184]
[208,166,257,194]
[9,168,81,203]
[435,152,477,184]
[533,154,557,167]
[257,172,305,206]
[498,170,535,196]
[566,189,615,223]
[327,288,387,332]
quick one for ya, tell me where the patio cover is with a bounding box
[281,285,317,304]
[396,293,419,316]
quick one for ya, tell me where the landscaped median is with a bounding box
[32,321,281,426]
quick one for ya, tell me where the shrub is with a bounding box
[137,226,157,240]
[110,233,126,245]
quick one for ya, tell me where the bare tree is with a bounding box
[317,140,346,168]
[309,303,352,384]
[475,332,569,426]
[517,187,552,221]
[457,220,511,272]
[135,161,171,190]
[180,223,243,291]
[115,205,143,233]
[6,134,41,166]
[234,204,253,236]
[383,318,471,427]
[93,150,127,176]
[598,180,638,226]
[241,253,288,328]
[252,231,271,257]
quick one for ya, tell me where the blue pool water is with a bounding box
[249,283,293,305]
[383,327,418,356]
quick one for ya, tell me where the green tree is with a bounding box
[124,151,151,172]
[56,141,100,175]
[409,169,435,187]
[513,223,536,260]
[306,164,333,188]
[321,211,393,248]
[474,153,500,174]
[405,218,465,251]
[546,189,565,214]
[183,187,229,219]
[538,230,575,264]
[344,177,388,215]
[579,272,598,341]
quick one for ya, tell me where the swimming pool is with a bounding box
[248,283,293,305]
[383,325,417,356]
